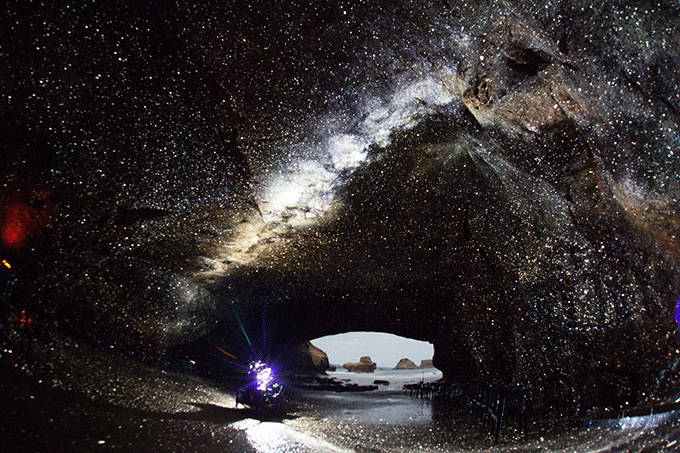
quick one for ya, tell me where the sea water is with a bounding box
[327,367,443,389]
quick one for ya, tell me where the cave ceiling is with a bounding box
[2,0,680,402]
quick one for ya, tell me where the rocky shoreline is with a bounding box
[291,374,379,392]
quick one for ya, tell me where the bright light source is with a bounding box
[1,259,10,269]
[256,366,273,390]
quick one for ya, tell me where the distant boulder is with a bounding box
[394,358,418,370]
[287,341,330,374]
[343,356,377,373]
[418,359,434,369]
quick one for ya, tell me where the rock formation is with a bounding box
[285,341,330,375]
[419,360,434,369]
[394,358,419,370]
[2,0,679,416]
[343,356,377,373]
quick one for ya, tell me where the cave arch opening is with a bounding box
[309,331,440,373]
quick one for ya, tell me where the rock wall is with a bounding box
[2,0,679,413]
[214,1,680,410]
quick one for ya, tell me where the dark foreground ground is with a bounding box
[2,335,680,452]
[0,353,258,452]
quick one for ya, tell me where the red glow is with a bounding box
[2,204,32,249]
[18,310,34,330]
[0,184,55,250]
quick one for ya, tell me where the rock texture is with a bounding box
[1,0,679,416]
[394,358,418,370]
[343,356,377,373]
[419,360,434,369]
[285,341,330,375]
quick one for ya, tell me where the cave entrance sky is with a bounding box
[311,331,435,369]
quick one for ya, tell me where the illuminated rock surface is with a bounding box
[1,0,680,450]
[286,341,331,374]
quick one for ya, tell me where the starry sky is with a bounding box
[1,0,679,412]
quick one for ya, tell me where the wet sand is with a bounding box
[285,371,680,453]
[2,335,680,452]
[0,361,256,452]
